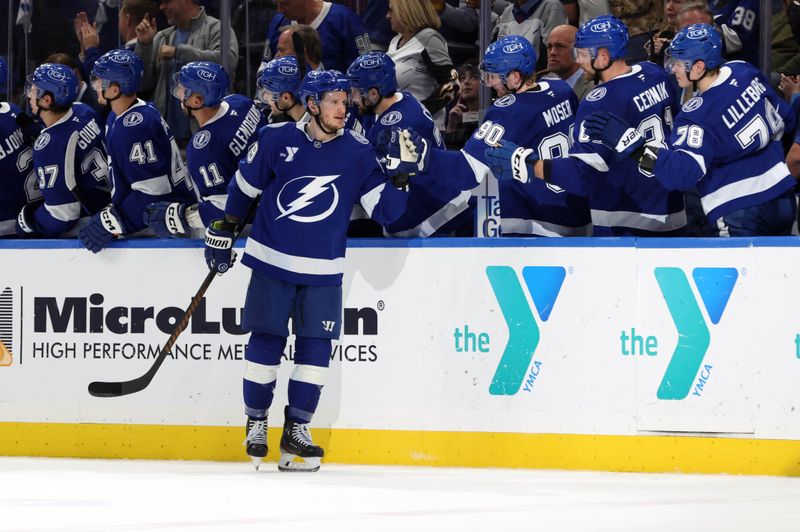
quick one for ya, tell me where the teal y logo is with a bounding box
[654,267,737,400]
[486,266,565,396]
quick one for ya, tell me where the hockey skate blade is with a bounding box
[250,456,264,471]
[278,453,321,472]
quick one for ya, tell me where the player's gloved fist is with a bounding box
[144,201,188,239]
[484,139,537,183]
[582,111,643,161]
[383,127,430,176]
[15,203,40,238]
[79,204,126,253]
[204,219,237,275]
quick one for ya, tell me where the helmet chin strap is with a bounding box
[313,110,338,135]
[687,61,708,94]
[590,55,611,85]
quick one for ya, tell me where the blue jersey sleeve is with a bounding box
[354,143,407,227]
[225,124,282,219]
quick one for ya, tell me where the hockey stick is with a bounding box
[88,201,259,398]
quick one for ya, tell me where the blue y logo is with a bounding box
[654,267,738,400]
[486,266,565,396]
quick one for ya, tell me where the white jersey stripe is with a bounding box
[701,161,790,215]
[590,208,687,232]
[245,238,345,276]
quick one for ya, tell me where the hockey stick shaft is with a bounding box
[88,202,259,398]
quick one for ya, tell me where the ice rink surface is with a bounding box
[1,457,799,532]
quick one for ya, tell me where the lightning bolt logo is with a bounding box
[276,175,340,223]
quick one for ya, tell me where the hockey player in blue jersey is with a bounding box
[15,64,110,238]
[0,57,37,237]
[484,16,686,236]
[79,49,197,252]
[382,35,592,237]
[256,56,308,124]
[262,0,370,73]
[144,62,266,239]
[582,24,797,237]
[348,51,472,237]
[204,70,407,472]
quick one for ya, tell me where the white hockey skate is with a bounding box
[278,416,324,472]
[243,417,268,471]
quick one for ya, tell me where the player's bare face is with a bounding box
[319,91,347,130]
[671,61,691,88]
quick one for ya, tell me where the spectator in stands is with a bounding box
[75,0,158,75]
[43,52,104,117]
[709,0,759,67]
[386,0,459,131]
[645,0,686,66]
[540,24,595,100]
[493,0,567,69]
[273,25,323,69]
[677,2,715,28]
[561,0,578,25]
[134,0,239,145]
[609,0,663,63]
[434,0,479,67]
[262,0,370,73]
[445,61,480,148]
[363,0,395,51]
[577,0,610,25]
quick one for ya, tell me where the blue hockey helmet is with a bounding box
[299,69,351,110]
[91,49,143,94]
[347,52,397,97]
[28,63,78,106]
[0,57,7,94]
[480,35,537,83]
[257,56,303,103]
[573,15,629,61]
[172,61,229,107]
[666,23,723,73]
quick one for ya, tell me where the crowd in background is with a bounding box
[2,0,800,240]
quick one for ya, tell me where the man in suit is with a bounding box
[539,24,595,101]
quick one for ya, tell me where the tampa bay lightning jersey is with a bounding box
[549,62,686,236]
[426,80,592,236]
[652,61,795,223]
[226,122,407,286]
[0,103,36,236]
[30,104,110,236]
[187,94,266,225]
[710,0,759,66]
[263,2,370,73]
[105,99,197,232]
[361,92,470,236]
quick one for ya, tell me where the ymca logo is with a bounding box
[486,266,565,395]
[654,267,737,400]
[283,147,299,162]
[0,287,13,366]
[322,321,336,332]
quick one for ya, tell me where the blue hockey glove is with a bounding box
[204,219,237,274]
[15,203,41,237]
[382,127,430,176]
[79,205,126,253]
[582,111,643,161]
[484,139,537,183]
[144,201,189,239]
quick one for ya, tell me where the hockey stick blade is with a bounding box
[88,269,216,398]
[88,200,260,398]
